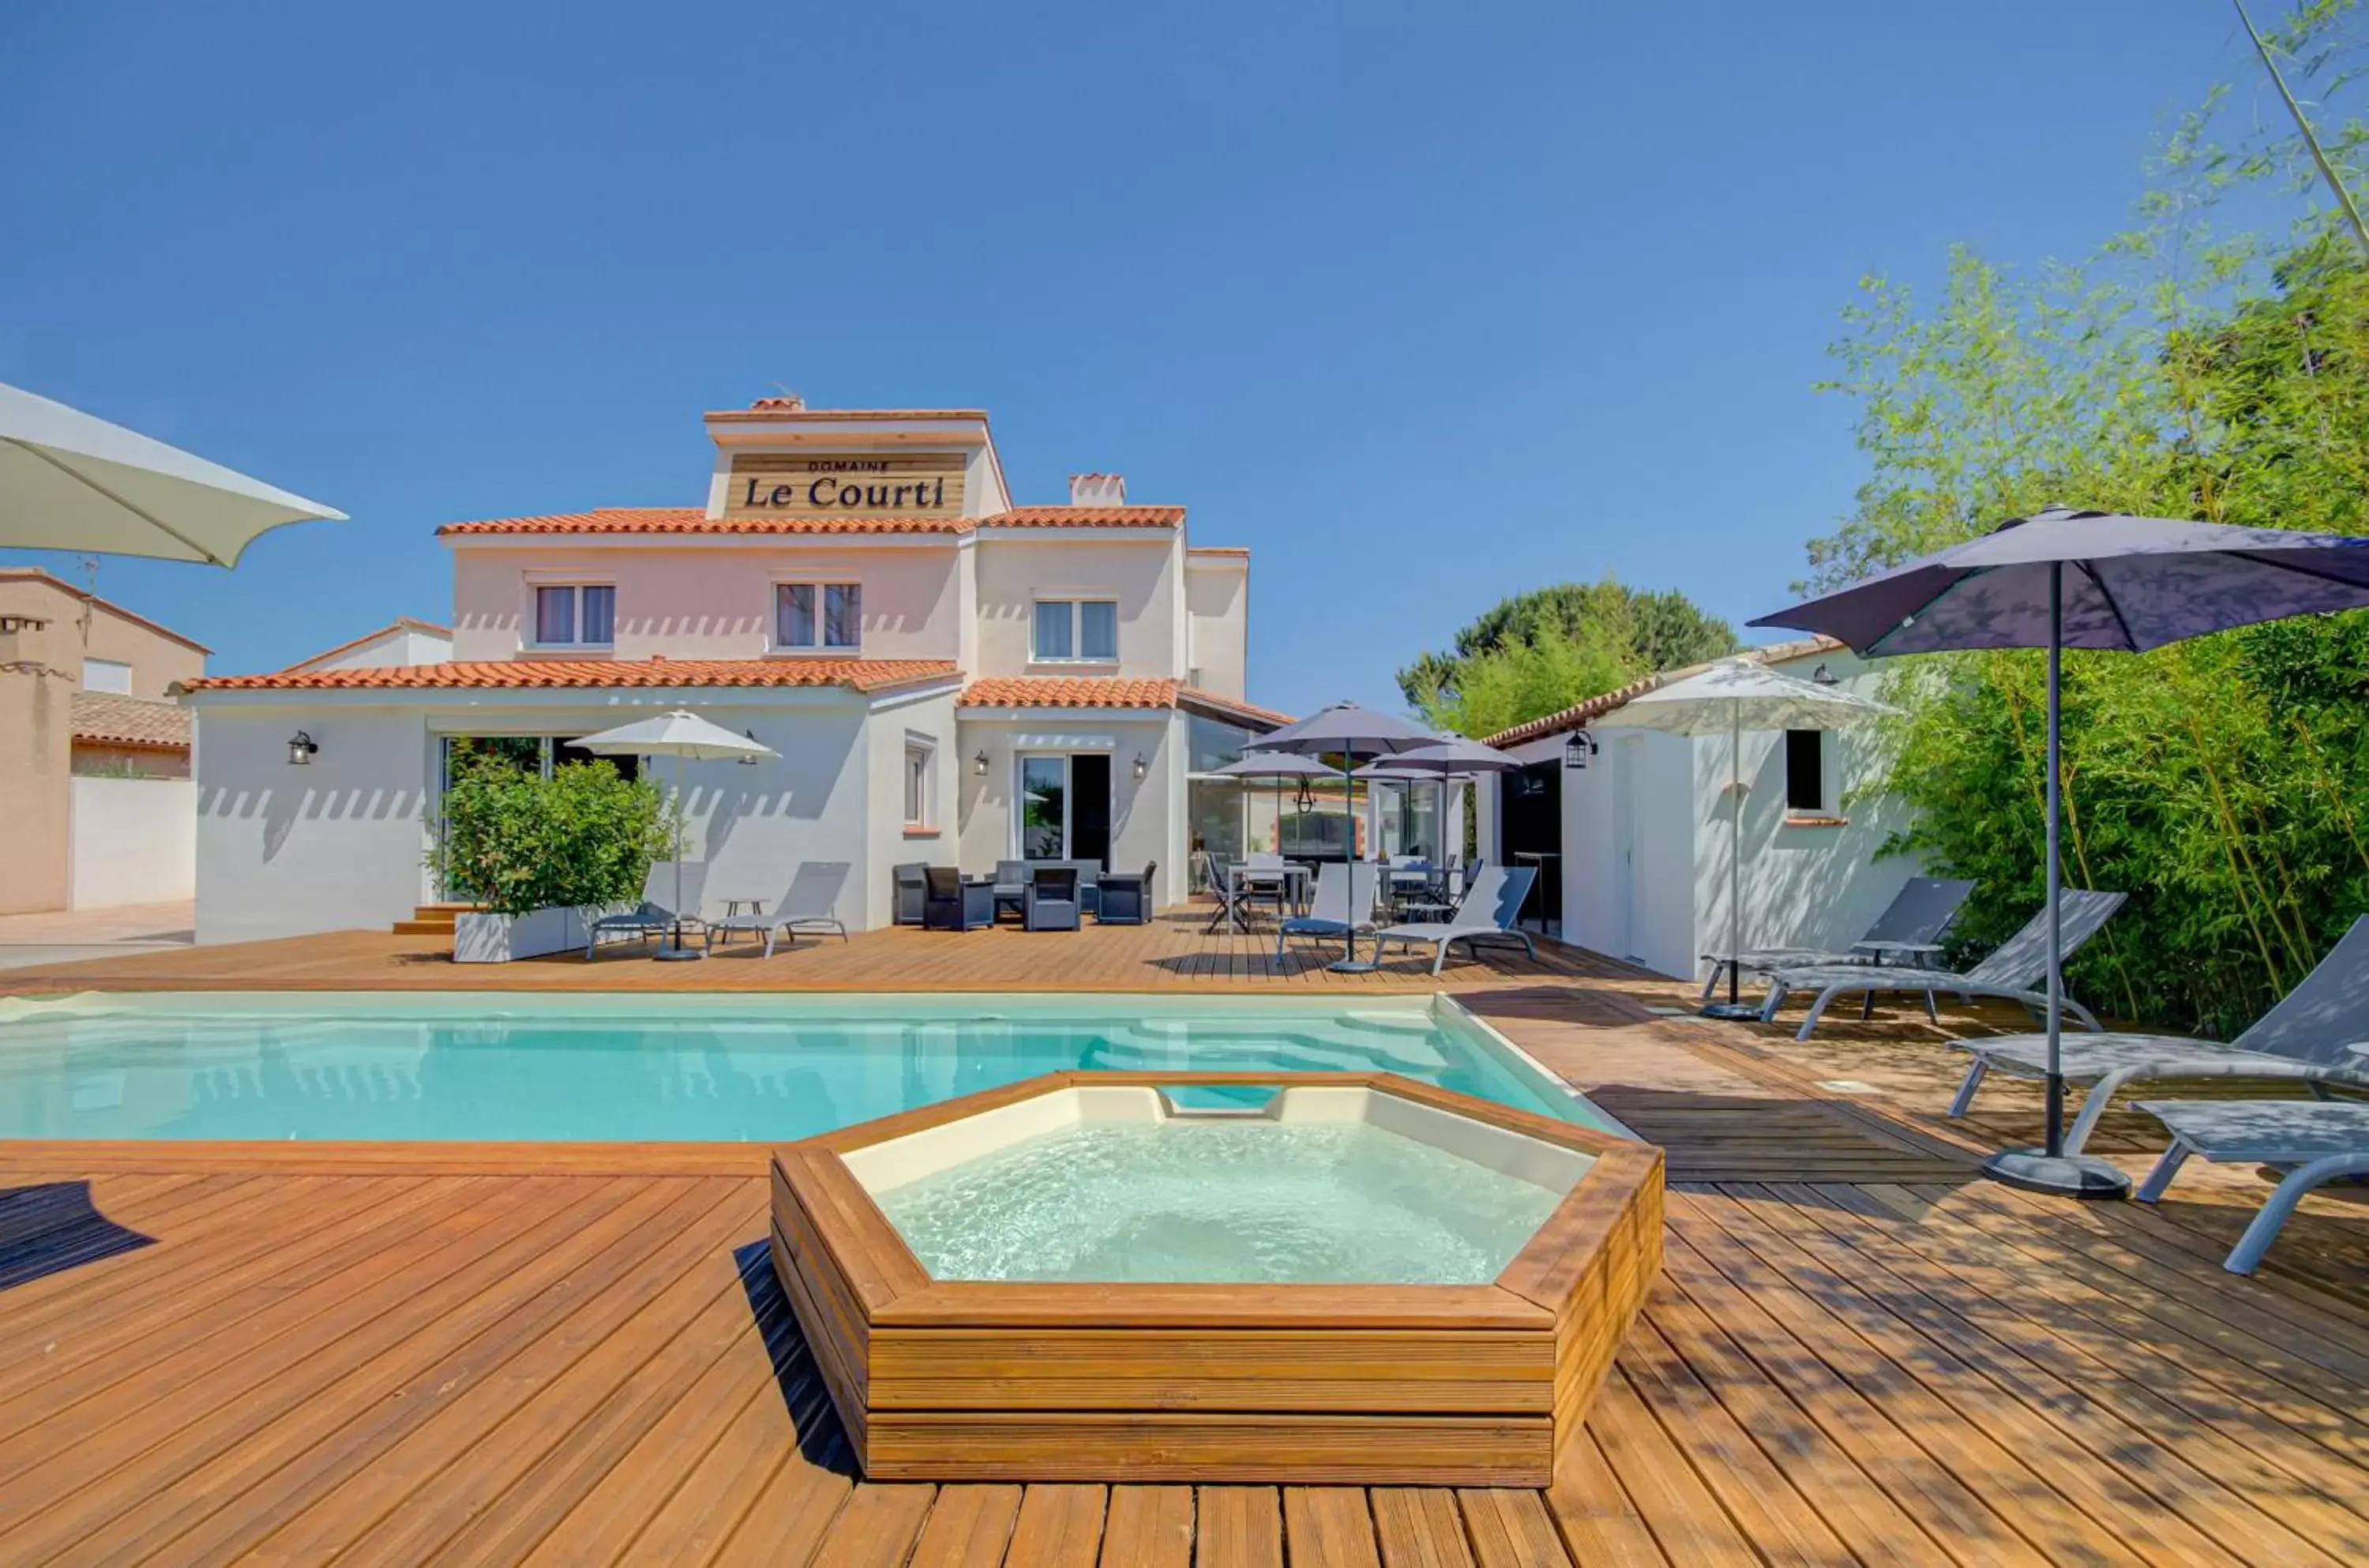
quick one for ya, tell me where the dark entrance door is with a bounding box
[1500,759,1562,932]
[1071,753,1113,868]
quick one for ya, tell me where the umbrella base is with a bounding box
[1698,1002,1763,1022]
[653,945,705,963]
[1981,1149,2131,1199]
[1326,960,1384,974]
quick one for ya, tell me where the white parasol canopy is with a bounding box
[0,382,346,565]
[1609,659,1891,1018]
[571,710,777,960]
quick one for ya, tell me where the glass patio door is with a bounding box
[1019,756,1068,859]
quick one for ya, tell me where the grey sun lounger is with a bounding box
[1949,914,2369,1154]
[1274,861,1380,958]
[1758,888,2126,1041]
[585,862,707,958]
[703,861,853,958]
[1372,865,1538,976]
[1701,876,1975,999]
[2133,1099,2369,1274]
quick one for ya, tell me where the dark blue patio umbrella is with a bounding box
[1252,700,1443,971]
[1752,506,2369,1198]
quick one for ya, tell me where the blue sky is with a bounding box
[0,1,2292,715]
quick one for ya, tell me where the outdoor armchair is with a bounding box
[1372,865,1538,976]
[1025,866,1083,932]
[891,862,928,926]
[1757,888,2126,1041]
[1701,876,1976,1000]
[1948,914,2369,1154]
[922,866,993,932]
[1096,861,1157,925]
[991,860,1030,923]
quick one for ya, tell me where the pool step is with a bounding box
[392,903,469,936]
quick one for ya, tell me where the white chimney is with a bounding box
[1068,472,1126,506]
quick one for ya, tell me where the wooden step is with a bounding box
[392,903,468,936]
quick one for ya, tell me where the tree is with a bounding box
[427,754,670,918]
[1397,578,1736,731]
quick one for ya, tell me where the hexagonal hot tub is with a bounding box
[768,1071,1662,1485]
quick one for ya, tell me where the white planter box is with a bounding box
[452,906,591,964]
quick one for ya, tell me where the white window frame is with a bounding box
[81,657,133,695]
[772,579,864,655]
[1031,596,1120,664]
[902,735,937,831]
[525,581,616,650]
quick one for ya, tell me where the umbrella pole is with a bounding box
[1980,562,2125,1195]
[1327,748,1377,973]
[656,749,701,962]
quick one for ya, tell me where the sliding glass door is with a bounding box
[1019,756,1068,860]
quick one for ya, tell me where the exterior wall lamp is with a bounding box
[972,750,990,777]
[1131,753,1148,781]
[1562,729,1597,770]
[287,730,319,766]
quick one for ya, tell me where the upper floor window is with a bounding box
[81,657,133,695]
[776,582,862,651]
[534,583,614,647]
[1033,598,1118,662]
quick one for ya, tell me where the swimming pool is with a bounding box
[0,992,1619,1142]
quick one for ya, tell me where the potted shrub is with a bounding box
[427,754,669,962]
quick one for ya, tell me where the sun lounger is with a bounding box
[1759,888,2126,1041]
[702,861,852,958]
[584,862,706,958]
[1701,876,1975,999]
[1372,866,1538,976]
[2132,1098,2369,1274]
[1274,862,1380,958]
[1948,915,2369,1153]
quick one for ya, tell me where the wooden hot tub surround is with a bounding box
[768,1070,1664,1485]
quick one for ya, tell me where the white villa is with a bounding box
[181,399,1287,943]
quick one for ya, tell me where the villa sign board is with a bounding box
[726,452,967,517]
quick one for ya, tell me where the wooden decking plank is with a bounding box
[804,1480,937,1568]
[0,1175,667,1564]
[297,1202,771,1566]
[1369,1487,1476,1568]
[1098,1485,1192,1568]
[706,1420,857,1568]
[1684,1184,2267,1566]
[1456,1487,1573,1567]
[1282,1485,1383,1568]
[156,1180,753,1567]
[1576,1369,1759,1566]
[1817,1183,2369,1532]
[907,1483,1024,1568]
[1004,1482,1108,1566]
[1196,1486,1284,1568]
[1542,1432,1670,1566]
[1642,1240,2022,1566]
[607,1356,839,1568]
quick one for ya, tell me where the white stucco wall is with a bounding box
[1184,556,1248,699]
[447,542,967,664]
[192,702,434,944]
[969,538,1181,681]
[69,776,196,909]
[298,625,454,672]
[861,687,961,919]
[956,711,1178,879]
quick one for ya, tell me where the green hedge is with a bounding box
[426,755,670,920]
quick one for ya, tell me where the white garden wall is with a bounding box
[69,775,196,909]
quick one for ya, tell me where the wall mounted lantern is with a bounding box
[1561,729,1597,770]
[287,730,319,766]
[972,749,990,777]
[1131,753,1148,781]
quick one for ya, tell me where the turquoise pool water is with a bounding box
[0,992,1616,1142]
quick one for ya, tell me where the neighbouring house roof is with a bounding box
[704,403,991,423]
[434,505,1185,538]
[283,617,452,672]
[0,568,212,654]
[71,692,192,751]
[1478,636,1846,748]
[959,677,1290,730]
[180,657,962,696]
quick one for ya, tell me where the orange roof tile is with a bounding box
[1478,636,1845,747]
[436,508,971,538]
[704,405,991,423]
[959,677,1180,710]
[71,692,191,750]
[982,506,1184,528]
[182,658,960,695]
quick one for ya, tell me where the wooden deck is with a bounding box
[3,921,2368,1562]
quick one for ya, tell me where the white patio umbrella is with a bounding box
[1611,658,1891,1019]
[569,709,777,962]
[1,382,345,564]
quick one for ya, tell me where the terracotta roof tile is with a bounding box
[1479,636,1845,747]
[182,658,960,695]
[1178,685,1293,727]
[70,692,192,749]
[959,677,1180,710]
[980,506,1184,527]
[436,508,971,538]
